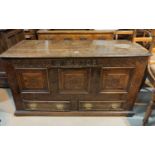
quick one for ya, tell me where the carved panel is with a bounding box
[59,68,90,94]
[100,67,134,93]
[16,68,49,93]
[79,101,124,111]
[10,58,139,68]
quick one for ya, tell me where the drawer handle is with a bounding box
[56,103,64,110]
[83,103,93,110]
[111,103,120,109]
[29,103,37,109]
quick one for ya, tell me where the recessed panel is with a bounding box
[16,68,49,93]
[101,67,134,93]
[59,68,90,94]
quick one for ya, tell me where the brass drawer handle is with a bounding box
[111,103,120,109]
[83,103,93,110]
[28,103,37,109]
[56,103,64,110]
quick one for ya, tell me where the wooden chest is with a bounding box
[0,40,150,116]
[37,29,115,40]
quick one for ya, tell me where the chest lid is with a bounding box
[0,40,150,58]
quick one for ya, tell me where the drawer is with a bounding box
[24,100,71,111]
[79,101,124,111]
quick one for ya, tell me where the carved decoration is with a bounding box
[100,67,134,93]
[59,68,90,94]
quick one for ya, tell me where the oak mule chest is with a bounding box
[0,40,150,116]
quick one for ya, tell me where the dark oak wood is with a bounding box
[0,40,150,116]
[0,31,9,87]
[0,29,25,87]
[15,110,134,116]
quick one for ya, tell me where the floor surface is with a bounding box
[0,88,155,126]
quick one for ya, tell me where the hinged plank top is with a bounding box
[0,40,151,58]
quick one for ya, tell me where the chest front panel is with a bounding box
[5,57,147,116]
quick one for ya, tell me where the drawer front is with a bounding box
[79,101,124,111]
[24,100,71,111]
